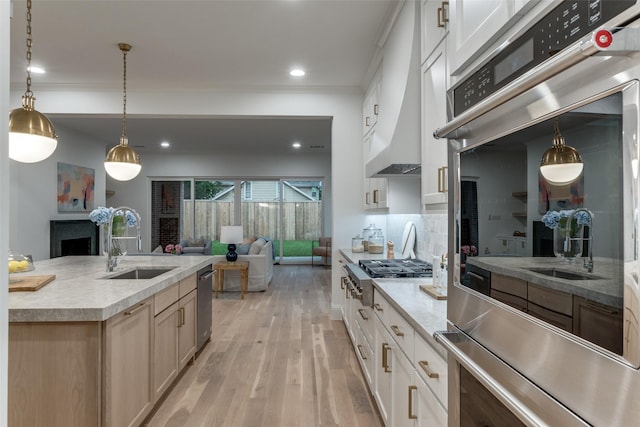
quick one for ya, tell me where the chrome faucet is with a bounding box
[106,207,142,272]
[567,208,594,273]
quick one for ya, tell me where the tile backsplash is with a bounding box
[380,213,448,261]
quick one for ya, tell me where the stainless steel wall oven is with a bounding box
[433,1,640,425]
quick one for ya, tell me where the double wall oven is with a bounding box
[434,1,640,426]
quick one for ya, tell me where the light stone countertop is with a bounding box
[340,248,448,355]
[339,248,402,263]
[465,256,623,308]
[8,255,215,322]
[373,279,448,358]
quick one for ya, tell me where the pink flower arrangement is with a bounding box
[461,245,477,256]
[165,244,183,254]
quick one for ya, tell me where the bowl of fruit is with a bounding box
[8,251,34,282]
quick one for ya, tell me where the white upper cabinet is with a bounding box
[421,0,449,64]
[363,68,382,137]
[421,43,448,207]
[447,0,540,76]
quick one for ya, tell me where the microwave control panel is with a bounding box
[452,0,637,116]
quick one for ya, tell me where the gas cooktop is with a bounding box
[359,259,432,278]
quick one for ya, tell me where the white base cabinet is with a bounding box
[345,290,447,427]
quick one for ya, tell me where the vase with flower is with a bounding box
[541,209,592,260]
[89,206,139,258]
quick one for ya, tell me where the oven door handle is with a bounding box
[434,330,542,426]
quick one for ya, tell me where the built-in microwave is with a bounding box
[433,1,640,426]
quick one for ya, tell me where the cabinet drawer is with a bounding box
[387,304,414,362]
[491,289,527,312]
[528,302,573,332]
[354,324,374,386]
[372,290,389,325]
[155,283,179,315]
[179,273,197,298]
[355,305,374,345]
[492,273,527,299]
[415,333,448,410]
[528,283,572,316]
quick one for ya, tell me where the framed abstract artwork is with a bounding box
[57,162,95,212]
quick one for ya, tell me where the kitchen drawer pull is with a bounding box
[374,303,384,312]
[374,104,379,115]
[408,385,418,420]
[391,325,404,337]
[341,278,346,289]
[124,303,147,316]
[418,360,440,379]
[373,189,379,204]
[365,192,370,205]
[357,344,367,360]
[365,116,370,127]
[382,343,391,372]
[358,308,369,321]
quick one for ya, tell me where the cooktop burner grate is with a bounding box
[359,259,432,278]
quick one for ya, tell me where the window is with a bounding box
[243,181,253,200]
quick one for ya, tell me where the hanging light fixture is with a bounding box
[539,118,583,185]
[8,0,57,163]
[104,43,142,181]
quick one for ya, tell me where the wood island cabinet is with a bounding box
[9,274,200,427]
[104,298,154,427]
[153,274,197,401]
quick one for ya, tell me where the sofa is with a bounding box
[212,238,274,292]
[178,238,213,255]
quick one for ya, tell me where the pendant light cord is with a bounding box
[24,0,33,99]
[121,45,128,141]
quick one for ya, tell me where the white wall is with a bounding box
[1,1,10,423]
[9,123,107,261]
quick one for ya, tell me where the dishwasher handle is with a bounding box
[199,270,215,281]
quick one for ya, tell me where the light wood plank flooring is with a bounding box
[143,265,383,427]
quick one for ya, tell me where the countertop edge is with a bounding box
[9,256,215,322]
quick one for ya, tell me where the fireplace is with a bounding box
[50,220,99,258]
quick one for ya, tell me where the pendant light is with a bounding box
[539,118,583,185]
[104,43,142,181]
[8,0,57,163]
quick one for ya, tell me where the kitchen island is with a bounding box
[465,256,622,308]
[8,255,215,427]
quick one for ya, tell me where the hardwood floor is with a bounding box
[143,265,383,427]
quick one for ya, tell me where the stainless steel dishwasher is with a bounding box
[197,265,214,353]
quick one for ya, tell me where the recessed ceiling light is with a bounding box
[292,142,301,149]
[290,69,305,77]
[160,141,170,148]
[27,66,45,74]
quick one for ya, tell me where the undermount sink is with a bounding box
[105,267,175,280]
[527,267,602,281]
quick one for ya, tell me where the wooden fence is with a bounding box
[182,200,322,241]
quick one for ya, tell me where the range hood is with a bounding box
[365,1,421,178]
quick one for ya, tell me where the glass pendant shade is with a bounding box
[104,137,141,181]
[9,97,58,163]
